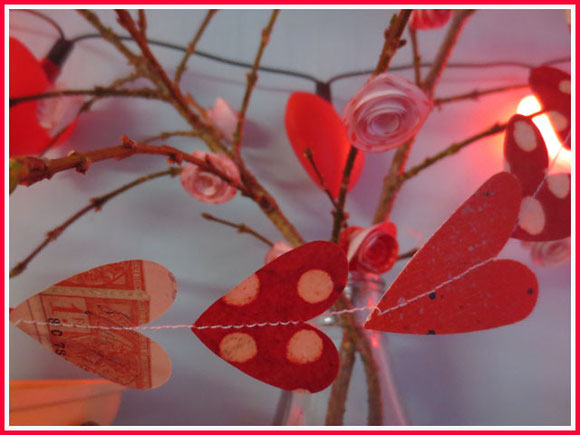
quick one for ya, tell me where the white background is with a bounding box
[8,8,572,426]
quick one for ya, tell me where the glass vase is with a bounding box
[272,271,408,426]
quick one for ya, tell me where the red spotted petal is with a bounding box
[285,92,365,198]
[194,241,348,392]
[10,260,177,389]
[365,172,538,334]
[529,66,571,149]
[504,115,571,241]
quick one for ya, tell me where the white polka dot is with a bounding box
[297,269,333,304]
[513,121,537,151]
[286,329,323,364]
[559,80,571,94]
[547,111,568,132]
[219,333,257,363]
[519,197,546,236]
[503,160,511,173]
[223,274,259,306]
[546,174,570,199]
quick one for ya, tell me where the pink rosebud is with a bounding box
[342,73,432,153]
[522,238,571,266]
[264,241,293,264]
[207,98,238,142]
[410,10,453,30]
[340,222,399,274]
[180,151,241,204]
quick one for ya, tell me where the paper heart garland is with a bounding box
[193,241,348,393]
[10,260,177,389]
[528,66,571,149]
[364,172,538,334]
[504,114,571,241]
[285,92,365,198]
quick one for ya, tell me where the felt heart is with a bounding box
[364,172,538,334]
[10,260,177,389]
[193,241,348,392]
[529,66,571,149]
[285,92,365,198]
[504,114,571,241]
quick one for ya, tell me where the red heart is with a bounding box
[193,241,348,392]
[364,172,538,334]
[285,92,365,198]
[504,114,571,241]
[9,37,77,157]
[10,260,177,389]
[529,66,571,149]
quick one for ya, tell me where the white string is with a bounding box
[11,132,569,334]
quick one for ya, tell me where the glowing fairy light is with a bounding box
[516,95,571,164]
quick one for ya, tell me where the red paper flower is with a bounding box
[9,37,77,157]
[342,73,432,153]
[180,151,241,204]
[409,10,453,30]
[339,222,399,274]
[265,241,293,264]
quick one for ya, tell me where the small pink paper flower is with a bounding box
[410,10,453,30]
[264,241,293,264]
[207,98,238,142]
[522,238,571,266]
[180,151,241,204]
[342,73,432,153]
[340,222,399,274]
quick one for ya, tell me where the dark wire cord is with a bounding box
[70,32,571,86]
[13,9,66,40]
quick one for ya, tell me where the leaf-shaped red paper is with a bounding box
[285,92,365,198]
[364,172,539,334]
[504,115,571,241]
[529,66,571,149]
[10,260,177,389]
[193,241,348,392]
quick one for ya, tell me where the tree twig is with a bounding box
[81,9,305,247]
[10,87,165,107]
[434,83,528,106]
[141,130,200,144]
[174,9,217,85]
[325,334,356,425]
[397,248,417,261]
[232,9,279,160]
[421,10,476,97]
[374,10,412,75]
[10,167,180,278]
[11,136,305,246]
[304,148,339,209]
[409,26,421,85]
[372,9,476,224]
[201,212,273,247]
[400,122,508,183]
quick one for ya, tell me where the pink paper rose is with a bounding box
[207,98,238,142]
[180,151,241,204]
[342,73,432,153]
[264,241,293,264]
[522,238,571,267]
[410,10,453,30]
[339,222,399,274]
